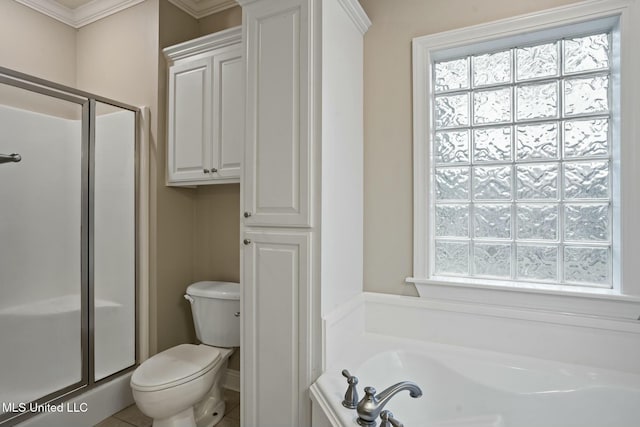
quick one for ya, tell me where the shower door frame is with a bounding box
[0,66,141,426]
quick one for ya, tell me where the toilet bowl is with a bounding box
[130,281,240,427]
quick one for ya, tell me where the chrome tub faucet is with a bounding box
[356,381,422,427]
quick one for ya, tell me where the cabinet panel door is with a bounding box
[212,48,243,179]
[242,230,311,427]
[243,0,311,227]
[168,58,212,183]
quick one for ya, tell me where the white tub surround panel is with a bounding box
[322,293,366,372]
[238,0,369,426]
[363,292,640,374]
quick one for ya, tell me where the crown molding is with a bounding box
[337,0,371,35]
[13,0,72,26]
[13,0,145,28]
[232,0,371,35]
[163,25,241,62]
[166,0,238,18]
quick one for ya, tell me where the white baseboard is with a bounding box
[224,368,240,392]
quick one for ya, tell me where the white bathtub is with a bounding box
[311,334,640,427]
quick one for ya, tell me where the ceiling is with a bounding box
[14,0,238,28]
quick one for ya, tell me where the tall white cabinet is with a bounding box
[238,0,370,426]
[164,27,243,186]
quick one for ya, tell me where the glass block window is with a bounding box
[431,32,613,287]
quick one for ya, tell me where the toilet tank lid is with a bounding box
[187,281,240,300]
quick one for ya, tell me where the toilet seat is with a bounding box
[131,344,221,392]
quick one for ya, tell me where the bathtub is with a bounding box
[0,294,130,410]
[310,334,640,427]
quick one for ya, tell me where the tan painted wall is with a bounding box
[0,0,77,87]
[193,185,241,284]
[156,0,201,353]
[76,0,159,108]
[358,0,580,296]
[0,1,78,118]
[198,5,242,35]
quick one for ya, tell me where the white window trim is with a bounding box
[409,0,640,320]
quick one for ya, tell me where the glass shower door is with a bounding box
[0,82,86,420]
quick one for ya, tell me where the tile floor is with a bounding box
[94,389,240,427]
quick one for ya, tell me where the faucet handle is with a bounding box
[380,410,404,427]
[341,369,359,409]
[342,369,358,384]
[363,386,377,398]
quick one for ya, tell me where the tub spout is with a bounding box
[356,381,422,426]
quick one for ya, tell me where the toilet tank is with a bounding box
[185,281,240,347]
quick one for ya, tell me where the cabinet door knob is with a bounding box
[203,168,210,174]
[244,212,252,218]
[243,239,251,245]
[211,168,218,173]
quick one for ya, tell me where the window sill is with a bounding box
[406,276,640,322]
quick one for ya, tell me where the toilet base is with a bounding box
[153,407,196,427]
[149,391,227,427]
[194,395,226,427]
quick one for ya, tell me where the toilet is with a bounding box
[131,281,240,427]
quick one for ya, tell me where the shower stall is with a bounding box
[0,67,139,426]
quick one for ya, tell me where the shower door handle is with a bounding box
[0,153,21,164]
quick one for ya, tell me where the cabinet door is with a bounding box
[242,230,311,427]
[243,0,311,227]
[167,58,212,183]
[212,48,243,179]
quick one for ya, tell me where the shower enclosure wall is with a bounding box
[0,67,139,426]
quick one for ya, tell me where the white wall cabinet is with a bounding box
[164,27,243,186]
[238,0,370,426]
